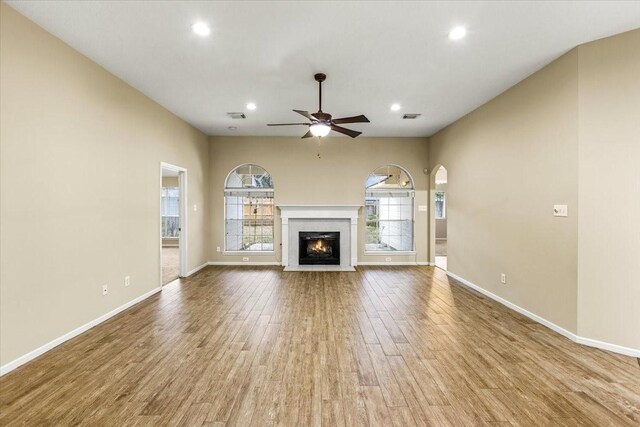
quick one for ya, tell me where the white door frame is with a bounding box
[160,162,188,286]
[429,164,446,269]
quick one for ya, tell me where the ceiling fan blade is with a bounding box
[301,130,313,139]
[332,115,370,124]
[312,111,331,121]
[293,109,314,120]
[331,124,362,138]
[267,123,310,126]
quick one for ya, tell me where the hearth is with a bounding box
[299,232,340,265]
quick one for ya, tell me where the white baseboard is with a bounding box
[576,336,640,358]
[0,286,162,376]
[206,261,432,267]
[284,265,356,272]
[358,261,431,266]
[446,271,640,358]
[207,261,280,266]
[185,262,209,276]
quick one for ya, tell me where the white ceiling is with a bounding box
[7,1,640,138]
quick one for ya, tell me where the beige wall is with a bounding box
[430,29,640,350]
[577,30,640,350]
[161,176,179,188]
[429,50,580,332]
[435,181,447,239]
[0,3,209,366]
[208,136,429,264]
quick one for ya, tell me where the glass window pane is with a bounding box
[365,165,414,251]
[224,165,274,252]
[366,165,413,189]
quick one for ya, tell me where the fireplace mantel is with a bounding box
[277,205,361,271]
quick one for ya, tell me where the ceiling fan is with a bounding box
[267,73,370,138]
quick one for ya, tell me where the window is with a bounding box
[365,165,414,252]
[435,191,446,219]
[224,164,274,252]
[161,187,180,238]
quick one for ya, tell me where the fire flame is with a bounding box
[314,240,328,252]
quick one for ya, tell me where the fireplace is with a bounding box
[299,232,340,265]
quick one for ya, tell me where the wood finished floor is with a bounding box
[1,266,639,426]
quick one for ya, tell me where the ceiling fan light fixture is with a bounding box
[267,73,369,138]
[309,123,331,137]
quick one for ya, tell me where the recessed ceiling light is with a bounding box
[390,103,401,111]
[448,26,467,41]
[246,102,257,111]
[191,22,211,37]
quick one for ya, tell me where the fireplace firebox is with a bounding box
[298,232,340,265]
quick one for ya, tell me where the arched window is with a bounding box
[224,164,274,252]
[365,165,414,252]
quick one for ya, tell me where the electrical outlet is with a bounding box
[124,276,130,287]
[243,257,249,262]
[385,257,392,262]
[216,246,221,252]
[102,284,108,295]
[501,274,506,284]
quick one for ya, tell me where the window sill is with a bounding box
[364,251,416,256]
[223,251,275,256]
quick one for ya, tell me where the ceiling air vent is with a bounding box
[402,113,421,120]
[227,112,246,119]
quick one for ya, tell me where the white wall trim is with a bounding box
[208,261,281,266]
[0,286,162,376]
[576,337,640,358]
[446,271,577,341]
[185,262,209,277]
[205,261,432,267]
[358,261,429,266]
[446,271,640,358]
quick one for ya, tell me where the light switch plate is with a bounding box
[418,205,428,212]
[553,205,568,217]
[193,204,198,211]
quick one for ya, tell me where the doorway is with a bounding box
[160,163,187,286]
[431,166,447,270]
